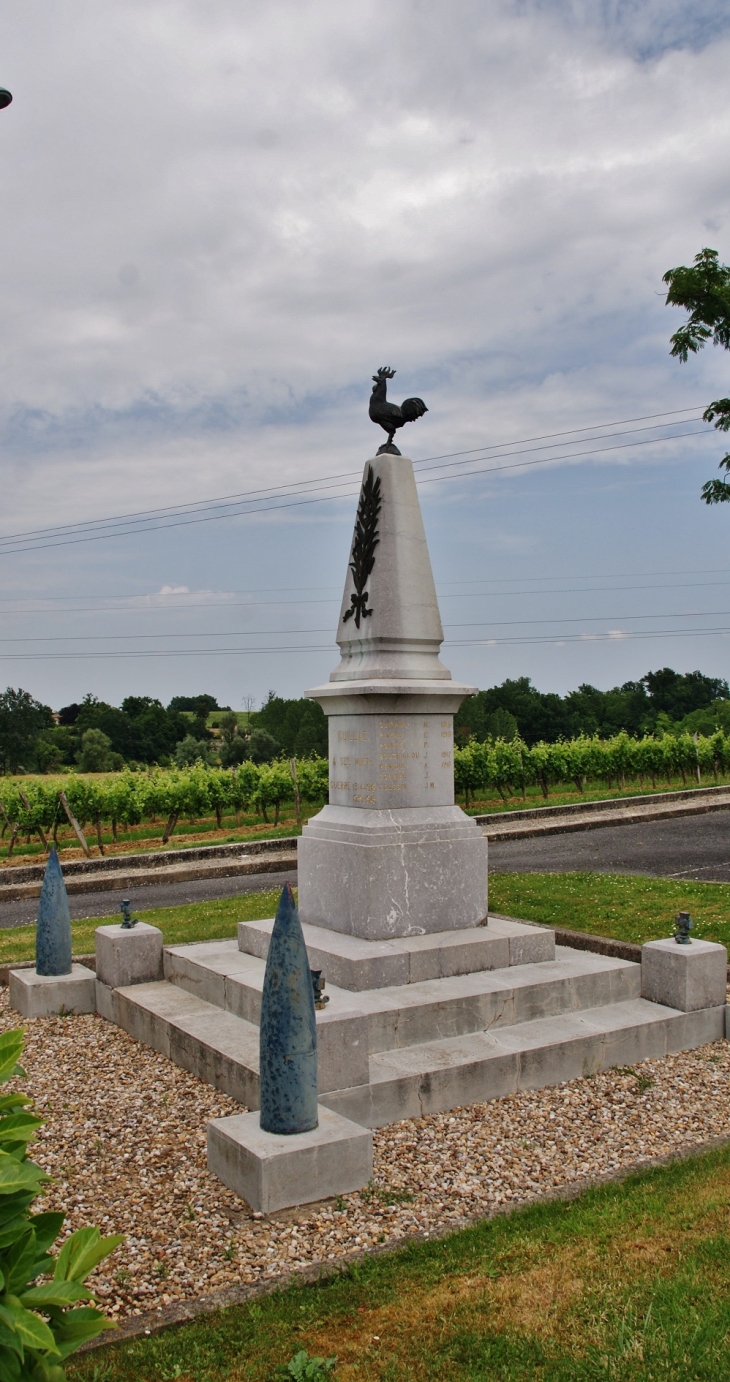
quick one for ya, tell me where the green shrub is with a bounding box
[0,1028,122,1380]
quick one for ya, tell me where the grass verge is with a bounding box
[2,873,730,965]
[68,1141,730,1380]
[0,888,284,966]
[488,871,730,948]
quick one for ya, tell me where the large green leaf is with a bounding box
[0,1155,46,1198]
[52,1304,115,1358]
[0,1343,22,1381]
[0,1204,38,1249]
[0,1312,22,1357]
[19,1281,91,1309]
[26,1253,55,1283]
[0,1095,31,1115]
[4,1228,38,1293]
[0,1032,25,1086]
[0,1114,43,1148]
[3,1298,59,1354]
[53,1227,123,1283]
[28,1214,64,1256]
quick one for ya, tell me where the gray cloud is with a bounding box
[0,0,729,704]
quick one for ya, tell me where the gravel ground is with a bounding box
[3,987,730,1324]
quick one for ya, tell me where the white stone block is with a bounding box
[207,1106,373,1213]
[299,804,487,940]
[9,964,96,1018]
[95,923,163,989]
[641,937,727,1012]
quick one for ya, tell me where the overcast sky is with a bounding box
[1,0,729,712]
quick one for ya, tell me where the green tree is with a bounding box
[174,735,215,768]
[0,688,54,774]
[248,728,280,764]
[663,247,730,503]
[77,728,116,773]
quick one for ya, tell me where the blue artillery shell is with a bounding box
[35,847,72,977]
[259,882,318,1135]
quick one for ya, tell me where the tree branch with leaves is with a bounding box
[663,247,730,503]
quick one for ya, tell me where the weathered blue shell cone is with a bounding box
[259,882,318,1135]
[35,847,72,977]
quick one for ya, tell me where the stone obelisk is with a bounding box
[298,450,487,940]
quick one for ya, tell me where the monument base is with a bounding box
[207,1107,373,1213]
[298,804,487,940]
[9,964,97,1018]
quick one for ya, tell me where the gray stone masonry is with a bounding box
[236,914,554,991]
[300,453,487,940]
[207,1107,373,1213]
[95,922,163,989]
[641,937,728,1012]
[93,918,730,1209]
[9,964,96,1018]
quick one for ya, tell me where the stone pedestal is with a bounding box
[9,964,96,1018]
[207,1107,373,1213]
[641,937,727,1012]
[95,922,163,989]
[298,453,487,941]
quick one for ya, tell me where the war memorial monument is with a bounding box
[10,370,729,1213]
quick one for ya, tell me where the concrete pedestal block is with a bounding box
[207,1106,373,1213]
[9,964,96,1018]
[299,805,487,940]
[641,937,727,1012]
[95,923,163,988]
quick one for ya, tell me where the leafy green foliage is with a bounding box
[282,1350,336,1380]
[663,247,730,503]
[0,690,54,775]
[253,694,327,759]
[455,668,729,745]
[0,1029,122,1380]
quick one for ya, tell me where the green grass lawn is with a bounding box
[489,872,730,948]
[68,1141,730,1381]
[0,888,283,966]
[2,873,730,967]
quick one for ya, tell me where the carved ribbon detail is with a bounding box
[343,465,382,628]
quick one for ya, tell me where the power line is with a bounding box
[2,624,730,660]
[0,426,715,558]
[1,608,728,645]
[0,406,707,558]
[4,565,730,610]
[0,403,704,546]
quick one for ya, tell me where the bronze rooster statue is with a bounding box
[368,366,428,454]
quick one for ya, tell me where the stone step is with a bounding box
[236,913,555,991]
[97,975,369,1099]
[163,938,641,1055]
[321,998,727,1128]
[98,970,725,1134]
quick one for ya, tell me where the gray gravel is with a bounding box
[490,808,730,881]
[0,869,297,930]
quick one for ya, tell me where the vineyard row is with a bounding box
[0,730,728,852]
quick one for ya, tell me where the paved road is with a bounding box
[489,809,730,881]
[0,869,297,931]
[2,810,728,931]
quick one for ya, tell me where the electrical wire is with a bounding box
[1,624,730,659]
[0,608,728,644]
[0,403,704,546]
[0,411,713,557]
